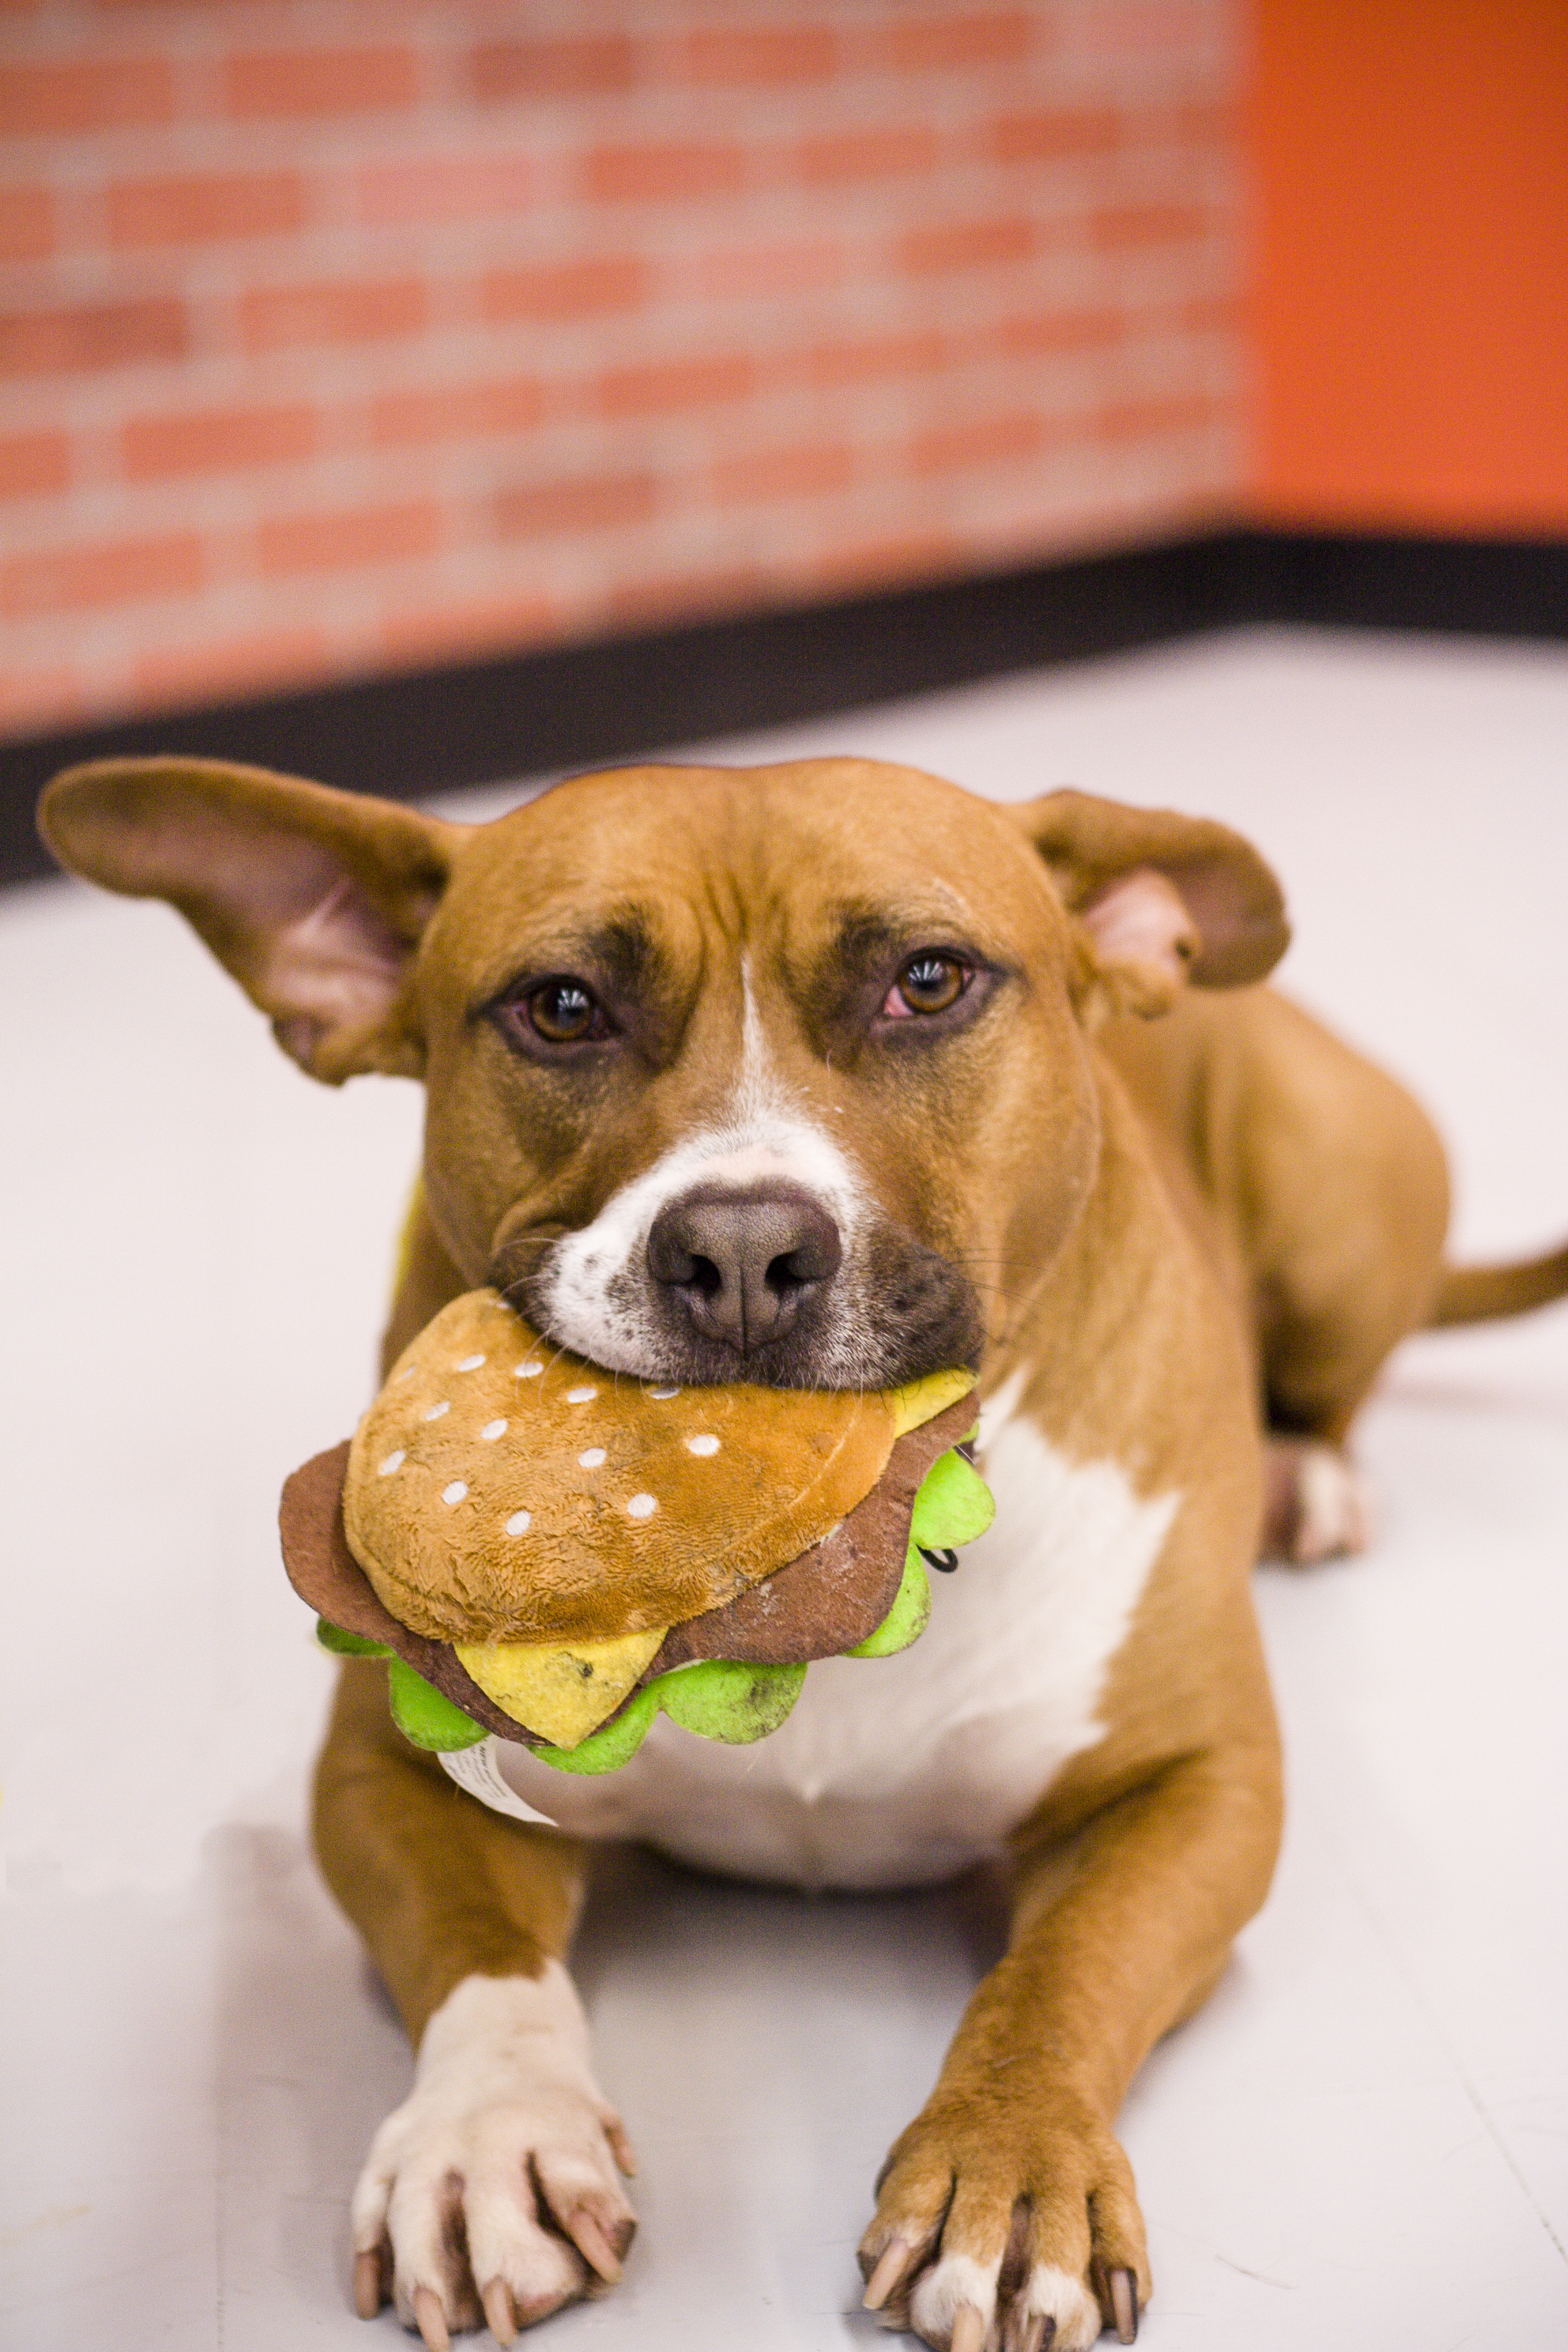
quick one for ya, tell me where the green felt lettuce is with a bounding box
[909,1439,994,1549]
[536,1659,808,1775]
[845,1546,932,1658]
[378,1650,810,1772]
[386,1656,487,1750]
[849,1438,994,1659]
[316,1617,391,1658]
[662,1657,806,1743]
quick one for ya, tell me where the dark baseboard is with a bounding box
[1232,527,1568,639]
[5,523,1563,887]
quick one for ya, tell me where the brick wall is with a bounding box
[1,2,1246,741]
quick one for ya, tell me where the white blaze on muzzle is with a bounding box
[534,969,873,1377]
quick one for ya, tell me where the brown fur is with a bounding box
[38,751,1561,2344]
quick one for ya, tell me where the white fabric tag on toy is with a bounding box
[440,1735,559,1828]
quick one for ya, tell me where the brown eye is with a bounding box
[527,979,604,1043]
[886,952,968,1018]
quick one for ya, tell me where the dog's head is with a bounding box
[41,755,1285,1388]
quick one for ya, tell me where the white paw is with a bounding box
[902,2251,1103,2352]
[1004,2262,1108,2351]
[351,1965,636,2345]
[1262,1439,1375,1566]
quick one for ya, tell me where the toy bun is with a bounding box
[342,1288,968,1646]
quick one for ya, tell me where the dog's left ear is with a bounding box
[1009,788,1289,1017]
[39,756,468,1082]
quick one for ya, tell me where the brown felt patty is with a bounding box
[342,1290,904,1644]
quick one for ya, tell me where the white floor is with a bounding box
[3,626,1566,2350]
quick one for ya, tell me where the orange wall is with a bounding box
[1253,0,1568,535]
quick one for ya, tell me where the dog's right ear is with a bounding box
[39,757,468,1083]
[1008,788,1290,1017]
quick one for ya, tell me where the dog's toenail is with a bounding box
[950,2304,986,2352]
[412,2284,450,2351]
[481,2278,517,2345]
[352,2247,384,2317]
[862,2237,913,2310]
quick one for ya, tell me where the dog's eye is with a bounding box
[885,953,970,1018]
[526,979,607,1043]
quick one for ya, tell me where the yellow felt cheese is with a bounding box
[455,1626,667,1749]
[885,1365,977,1437]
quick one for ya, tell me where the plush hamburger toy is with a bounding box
[280,1289,992,1774]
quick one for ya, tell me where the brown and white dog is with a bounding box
[40,753,1568,2352]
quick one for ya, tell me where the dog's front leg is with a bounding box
[860,1727,1281,2351]
[314,1662,635,2344]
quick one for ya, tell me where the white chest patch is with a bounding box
[477,1387,1180,1890]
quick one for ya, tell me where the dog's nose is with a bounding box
[645,1182,843,1355]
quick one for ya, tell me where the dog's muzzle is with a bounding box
[508,1172,985,1390]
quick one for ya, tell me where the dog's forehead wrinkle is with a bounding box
[469,897,687,997]
[806,882,992,978]
[588,900,668,995]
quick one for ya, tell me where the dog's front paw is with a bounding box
[351,1965,636,2345]
[859,2089,1146,2351]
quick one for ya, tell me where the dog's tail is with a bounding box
[1425,1238,1568,1328]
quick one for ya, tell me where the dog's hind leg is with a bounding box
[1102,989,1450,1562]
[315,1661,635,2345]
[1227,996,1451,1563]
[1225,999,1448,1439]
[1260,1433,1376,1563]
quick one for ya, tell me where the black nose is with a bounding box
[645,1181,843,1355]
